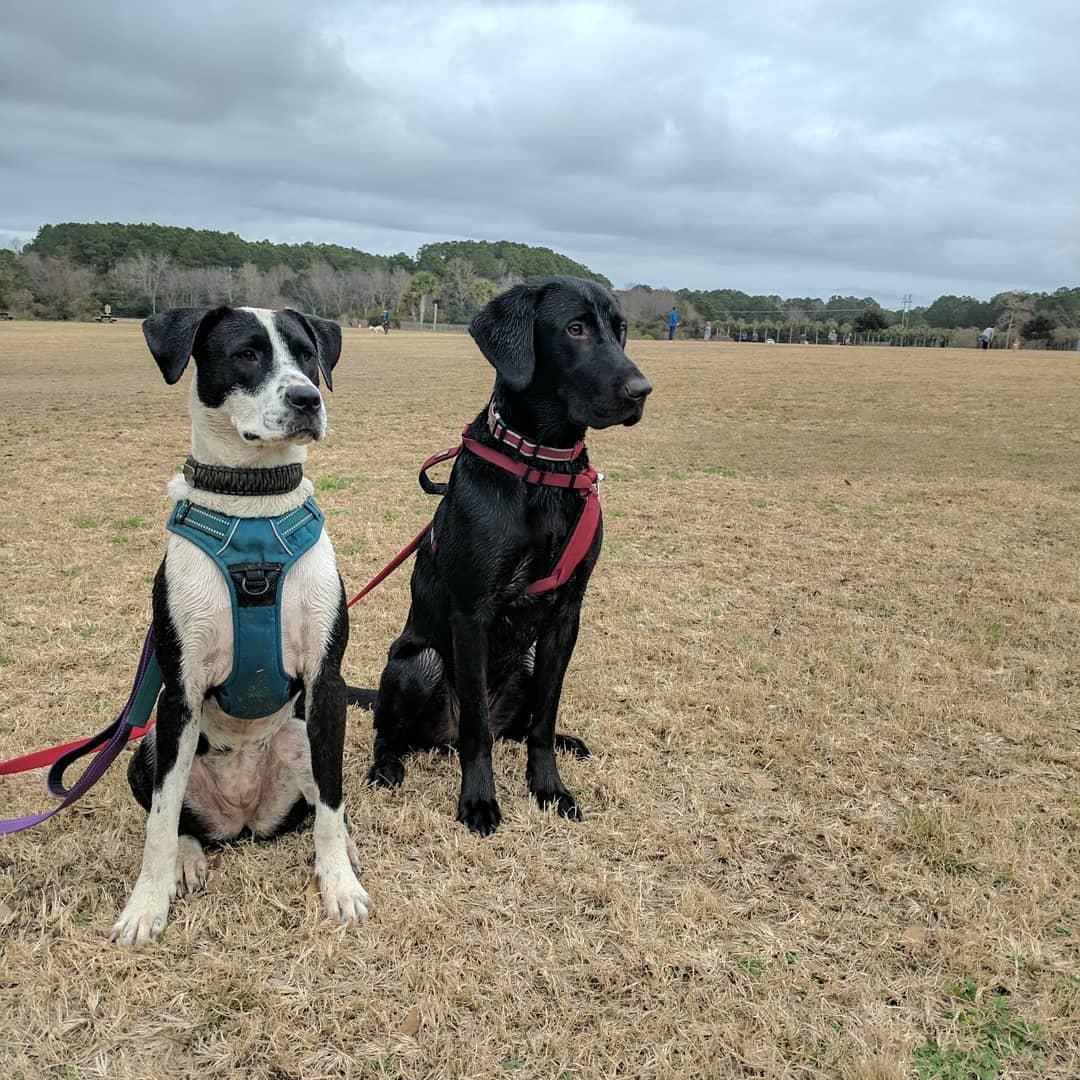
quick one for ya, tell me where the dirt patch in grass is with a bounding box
[0,323,1078,1077]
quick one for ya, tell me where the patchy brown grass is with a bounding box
[0,321,1078,1078]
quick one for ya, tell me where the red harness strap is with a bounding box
[521,478,601,595]
[346,423,602,607]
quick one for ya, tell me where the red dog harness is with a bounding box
[347,403,602,606]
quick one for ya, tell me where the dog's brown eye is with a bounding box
[567,323,585,337]
[234,348,258,363]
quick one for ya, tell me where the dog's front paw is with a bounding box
[367,756,405,788]
[316,860,372,924]
[533,784,584,822]
[110,879,173,947]
[457,794,502,836]
[554,732,591,759]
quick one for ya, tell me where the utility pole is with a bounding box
[901,294,912,329]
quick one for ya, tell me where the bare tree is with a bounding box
[160,265,205,308]
[207,266,239,306]
[21,253,96,319]
[292,261,342,317]
[616,285,678,325]
[442,257,477,315]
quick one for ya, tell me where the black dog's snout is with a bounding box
[623,376,653,401]
[285,384,322,413]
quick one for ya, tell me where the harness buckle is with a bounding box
[595,471,604,498]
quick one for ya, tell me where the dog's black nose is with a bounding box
[285,384,322,413]
[624,376,653,400]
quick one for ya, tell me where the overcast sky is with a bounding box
[1,0,1076,306]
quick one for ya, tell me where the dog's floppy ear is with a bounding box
[288,310,342,391]
[142,308,218,385]
[469,284,539,392]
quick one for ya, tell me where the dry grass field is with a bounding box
[1,320,1078,1079]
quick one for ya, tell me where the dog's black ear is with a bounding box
[142,308,215,385]
[288,310,342,391]
[469,284,539,391]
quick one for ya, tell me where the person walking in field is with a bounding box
[667,306,679,341]
[382,309,391,334]
[703,321,712,342]
[979,326,994,350]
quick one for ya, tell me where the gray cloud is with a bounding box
[2,0,1077,306]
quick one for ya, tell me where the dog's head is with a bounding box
[142,306,341,449]
[469,278,651,429]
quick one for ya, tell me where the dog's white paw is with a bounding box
[174,835,208,898]
[110,878,173,947]
[316,859,371,925]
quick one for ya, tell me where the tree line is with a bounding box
[0,222,1076,346]
[622,283,1080,348]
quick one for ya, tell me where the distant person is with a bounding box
[703,321,712,342]
[979,326,994,350]
[828,328,838,345]
[799,331,809,345]
[382,309,390,334]
[739,329,748,342]
[667,306,679,341]
[844,332,853,346]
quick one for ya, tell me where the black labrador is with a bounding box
[361,277,651,834]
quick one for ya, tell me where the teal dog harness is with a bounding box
[166,497,324,719]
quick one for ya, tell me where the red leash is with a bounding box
[0,724,154,776]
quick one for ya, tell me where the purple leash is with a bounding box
[0,627,162,835]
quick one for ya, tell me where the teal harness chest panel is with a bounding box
[166,497,324,720]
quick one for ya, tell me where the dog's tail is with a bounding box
[346,686,378,712]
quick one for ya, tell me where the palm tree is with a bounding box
[405,270,440,325]
[468,277,497,308]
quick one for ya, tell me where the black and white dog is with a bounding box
[365,278,651,834]
[112,306,370,946]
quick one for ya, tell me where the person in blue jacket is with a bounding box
[667,306,679,341]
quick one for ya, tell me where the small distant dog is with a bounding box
[365,278,651,834]
[112,306,370,946]
[369,325,381,334]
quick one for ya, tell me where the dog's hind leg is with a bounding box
[127,733,210,898]
[368,645,451,788]
[174,835,209,898]
[554,732,591,758]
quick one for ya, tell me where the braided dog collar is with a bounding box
[182,456,304,496]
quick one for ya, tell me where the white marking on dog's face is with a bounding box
[227,308,327,445]
[187,308,328,464]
